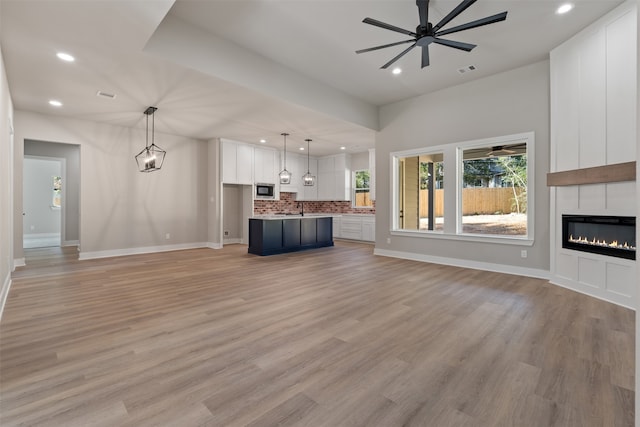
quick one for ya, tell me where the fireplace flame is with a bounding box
[568,234,636,251]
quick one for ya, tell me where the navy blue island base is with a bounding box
[248,216,334,256]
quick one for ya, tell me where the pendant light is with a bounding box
[135,106,166,172]
[279,132,291,184]
[302,138,316,186]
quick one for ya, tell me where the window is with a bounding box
[460,141,528,237]
[52,176,62,208]
[391,132,534,243]
[393,151,444,231]
[353,170,373,208]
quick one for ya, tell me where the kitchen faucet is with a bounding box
[297,201,304,216]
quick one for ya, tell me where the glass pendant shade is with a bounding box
[279,132,291,184]
[279,169,292,184]
[135,106,166,172]
[302,138,315,186]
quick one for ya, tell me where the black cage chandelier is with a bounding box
[135,106,166,172]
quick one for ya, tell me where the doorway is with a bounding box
[23,156,63,248]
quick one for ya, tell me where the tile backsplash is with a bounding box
[254,192,375,215]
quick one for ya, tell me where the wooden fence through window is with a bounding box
[419,187,524,217]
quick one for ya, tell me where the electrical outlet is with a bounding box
[30,225,35,231]
[224,231,229,236]
[165,233,170,240]
[521,250,527,258]
[386,237,391,244]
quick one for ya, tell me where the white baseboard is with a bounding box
[207,242,223,249]
[223,238,243,245]
[373,248,550,280]
[13,258,25,268]
[0,273,11,322]
[79,242,209,260]
[62,240,79,247]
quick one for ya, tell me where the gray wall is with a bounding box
[375,60,551,273]
[23,157,61,235]
[1,41,15,306]
[24,140,80,242]
[13,111,209,259]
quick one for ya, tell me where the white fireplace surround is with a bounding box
[549,1,637,309]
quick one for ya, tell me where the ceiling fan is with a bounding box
[356,0,507,69]
[487,143,526,157]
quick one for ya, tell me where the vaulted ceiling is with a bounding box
[0,0,623,155]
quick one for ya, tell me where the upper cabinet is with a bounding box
[221,139,253,184]
[317,153,351,201]
[254,146,279,184]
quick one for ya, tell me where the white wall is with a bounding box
[375,61,550,275]
[23,157,61,235]
[13,111,209,260]
[0,42,15,316]
[350,152,369,171]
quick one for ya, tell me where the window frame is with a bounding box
[352,169,373,209]
[390,132,535,246]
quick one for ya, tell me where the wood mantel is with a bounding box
[546,161,636,186]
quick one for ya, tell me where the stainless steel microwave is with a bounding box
[255,183,275,199]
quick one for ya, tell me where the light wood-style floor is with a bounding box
[1,242,634,426]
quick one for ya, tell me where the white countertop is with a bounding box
[252,214,336,220]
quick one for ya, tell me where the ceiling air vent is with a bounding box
[457,65,476,74]
[96,90,116,99]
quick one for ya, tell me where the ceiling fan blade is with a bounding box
[421,45,430,68]
[356,39,416,54]
[416,0,429,28]
[432,38,476,52]
[432,0,477,33]
[363,17,416,37]
[381,43,416,69]
[436,11,508,37]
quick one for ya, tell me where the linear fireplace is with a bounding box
[562,215,636,260]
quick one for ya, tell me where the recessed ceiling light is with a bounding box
[299,147,305,151]
[392,67,402,75]
[56,52,75,62]
[340,146,346,150]
[49,100,62,107]
[259,139,267,143]
[556,3,573,14]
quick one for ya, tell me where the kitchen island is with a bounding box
[248,216,333,256]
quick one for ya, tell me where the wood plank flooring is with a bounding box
[1,241,634,426]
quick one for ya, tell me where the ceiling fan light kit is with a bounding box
[356,0,507,69]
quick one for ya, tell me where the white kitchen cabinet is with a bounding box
[236,144,254,184]
[362,217,375,242]
[254,147,278,184]
[298,157,318,201]
[316,153,351,201]
[337,215,375,241]
[339,216,362,240]
[221,139,254,184]
[332,216,341,238]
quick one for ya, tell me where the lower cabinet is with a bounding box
[249,217,334,256]
[337,215,375,242]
